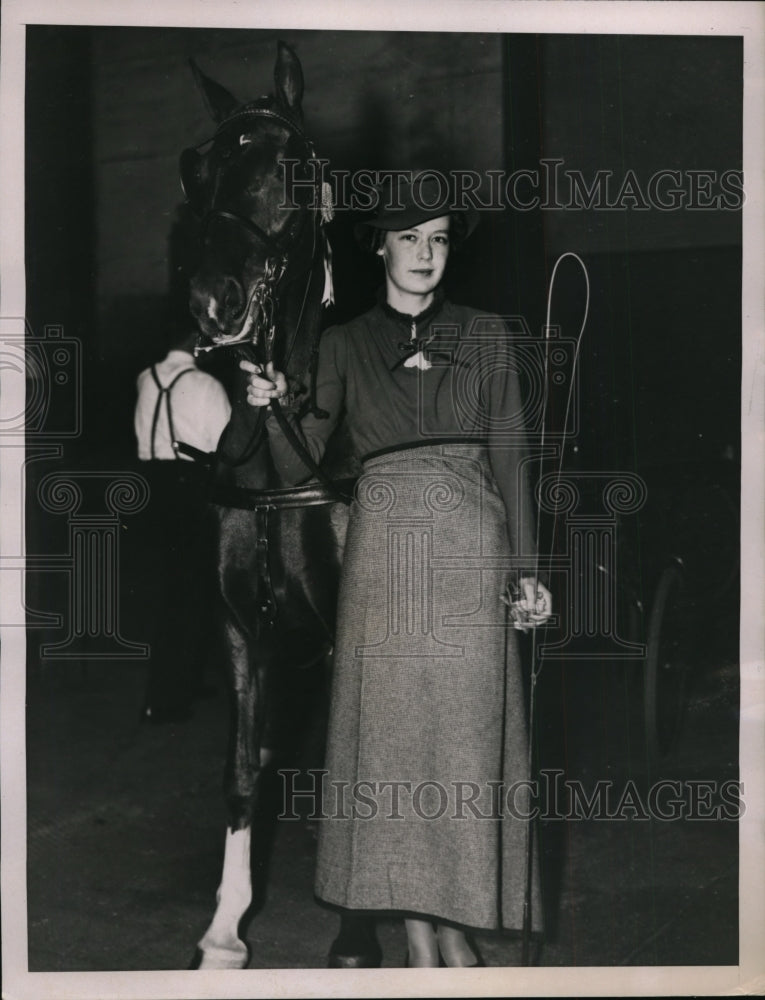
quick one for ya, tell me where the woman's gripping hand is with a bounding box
[240,360,288,407]
[519,577,553,626]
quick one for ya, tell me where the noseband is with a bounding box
[194,249,289,362]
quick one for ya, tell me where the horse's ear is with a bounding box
[274,41,304,118]
[189,58,241,124]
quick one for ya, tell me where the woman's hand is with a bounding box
[240,359,288,407]
[517,576,553,628]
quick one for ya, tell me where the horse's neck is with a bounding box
[215,372,272,490]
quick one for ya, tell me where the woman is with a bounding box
[242,174,551,967]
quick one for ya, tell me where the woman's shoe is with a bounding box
[327,919,382,968]
[462,935,485,967]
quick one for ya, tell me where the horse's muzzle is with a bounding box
[189,273,248,342]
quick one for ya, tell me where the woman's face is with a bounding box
[378,216,451,302]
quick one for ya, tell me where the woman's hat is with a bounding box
[354,172,479,247]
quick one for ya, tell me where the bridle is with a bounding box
[188,103,325,367]
[180,101,353,634]
[182,101,349,498]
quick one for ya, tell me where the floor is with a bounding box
[24,634,740,975]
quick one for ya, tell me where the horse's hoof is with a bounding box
[192,941,250,969]
[327,939,383,969]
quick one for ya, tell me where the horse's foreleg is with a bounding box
[196,824,251,968]
[196,618,266,970]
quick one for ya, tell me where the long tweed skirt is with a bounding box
[314,444,541,931]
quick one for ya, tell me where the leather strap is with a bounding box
[254,506,277,629]
[212,477,357,512]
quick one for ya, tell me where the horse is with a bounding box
[178,41,376,970]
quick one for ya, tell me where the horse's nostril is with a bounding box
[222,277,245,317]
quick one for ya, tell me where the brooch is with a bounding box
[391,335,468,373]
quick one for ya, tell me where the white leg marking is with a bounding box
[197,826,252,969]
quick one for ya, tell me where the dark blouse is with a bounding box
[266,292,539,569]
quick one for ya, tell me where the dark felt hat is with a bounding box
[354,172,479,247]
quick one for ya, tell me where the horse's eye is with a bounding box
[239,135,252,147]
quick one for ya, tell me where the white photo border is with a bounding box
[2,1,763,997]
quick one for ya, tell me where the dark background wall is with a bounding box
[539,34,742,470]
[25,27,742,470]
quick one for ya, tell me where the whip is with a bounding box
[520,252,590,965]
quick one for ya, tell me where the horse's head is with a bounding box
[180,42,320,358]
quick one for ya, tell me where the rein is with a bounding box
[194,101,324,360]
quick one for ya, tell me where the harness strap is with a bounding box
[216,476,357,633]
[213,103,308,144]
[211,477,357,512]
[254,506,277,631]
[174,441,215,466]
[148,365,196,460]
